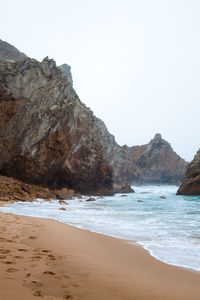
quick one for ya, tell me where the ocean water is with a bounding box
[1,185,200,272]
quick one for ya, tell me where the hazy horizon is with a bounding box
[1,0,200,162]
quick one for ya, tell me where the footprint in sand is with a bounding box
[62,275,70,279]
[24,280,42,289]
[6,268,18,273]
[33,290,43,297]
[0,255,7,259]
[3,261,14,264]
[63,295,73,299]
[42,250,50,253]
[43,271,56,275]
[0,249,10,254]
[48,254,56,260]
[18,248,28,252]
[31,256,42,259]
[31,281,42,287]
[29,236,37,239]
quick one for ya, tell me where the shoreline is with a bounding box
[1,198,200,275]
[0,211,200,299]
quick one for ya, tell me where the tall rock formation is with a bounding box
[0,56,113,194]
[59,64,73,86]
[0,40,187,192]
[177,150,200,195]
[95,118,142,183]
[123,134,187,185]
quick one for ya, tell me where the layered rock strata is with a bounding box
[177,150,200,195]
[0,40,187,193]
[0,56,113,194]
[95,118,142,184]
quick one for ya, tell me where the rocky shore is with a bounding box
[0,212,200,300]
[0,175,76,203]
[0,39,188,197]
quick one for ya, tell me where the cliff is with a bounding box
[177,150,200,195]
[0,39,26,61]
[95,118,142,183]
[123,134,187,185]
[59,64,73,86]
[0,40,187,193]
[0,56,113,194]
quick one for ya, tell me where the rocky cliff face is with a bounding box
[0,40,187,192]
[123,134,187,185]
[177,150,200,195]
[0,56,113,194]
[0,39,26,61]
[95,118,142,183]
[59,64,73,86]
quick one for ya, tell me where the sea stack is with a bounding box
[177,149,200,195]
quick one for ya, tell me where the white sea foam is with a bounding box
[1,185,200,272]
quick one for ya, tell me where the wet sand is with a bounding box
[0,211,200,300]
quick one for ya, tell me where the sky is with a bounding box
[1,0,200,161]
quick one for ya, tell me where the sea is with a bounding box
[1,185,200,272]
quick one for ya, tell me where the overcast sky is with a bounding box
[1,0,200,161]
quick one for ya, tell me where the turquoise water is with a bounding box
[1,185,200,272]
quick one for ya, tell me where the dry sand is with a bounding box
[0,211,200,300]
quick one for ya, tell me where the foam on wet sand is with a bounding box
[0,212,200,300]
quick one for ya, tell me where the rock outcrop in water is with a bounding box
[123,134,187,185]
[177,150,200,195]
[0,55,113,194]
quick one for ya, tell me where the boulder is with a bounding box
[113,182,134,194]
[56,188,74,200]
[86,197,96,202]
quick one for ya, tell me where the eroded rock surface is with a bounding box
[95,118,142,184]
[0,175,58,202]
[0,57,113,194]
[0,39,26,61]
[0,40,188,195]
[123,134,187,185]
[59,64,73,86]
[177,150,200,195]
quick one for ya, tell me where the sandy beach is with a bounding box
[0,211,200,300]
